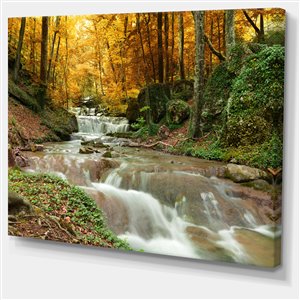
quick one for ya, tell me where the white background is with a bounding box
[1,1,299,299]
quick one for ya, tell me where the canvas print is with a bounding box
[8,8,285,267]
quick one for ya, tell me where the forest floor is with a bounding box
[8,98,53,146]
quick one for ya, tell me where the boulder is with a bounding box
[225,163,269,183]
[171,80,194,101]
[166,99,190,125]
[8,191,33,215]
[138,83,170,123]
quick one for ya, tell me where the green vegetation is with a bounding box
[9,169,131,250]
[8,79,41,112]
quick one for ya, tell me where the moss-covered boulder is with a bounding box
[166,100,190,125]
[171,80,194,101]
[224,115,272,147]
[137,83,170,123]
[202,63,235,130]
[223,45,284,147]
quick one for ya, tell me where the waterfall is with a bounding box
[92,182,199,258]
[25,141,281,266]
[72,115,129,140]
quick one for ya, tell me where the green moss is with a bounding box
[166,100,190,125]
[8,80,41,112]
[8,169,131,250]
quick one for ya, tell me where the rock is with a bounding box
[225,163,269,183]
[8,191,33,215]
[79,146,94,154]
[81,138,107,148]
[166,99,190,125]
[241,179,273,193]
[126,98,140,123]
[102,151,112,158]
[171,80,194,101]
[138,83,171,123]
[157,125,170,140]
[30,144,44,152]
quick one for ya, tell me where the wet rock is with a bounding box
[79,146,94,154]
[166,99,190,125]
[241,179,273,193]
[225,163,269,183]
[102,151,112,158]
[8,191,33,215]
[81,138,107,148]
[30,144,44,152]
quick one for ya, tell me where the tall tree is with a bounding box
[243,9,265,43]
[145,14,156,82]
[13,17,26,82]
[190,11,205,138]
[157,12,164,83]
[170,12,175,82]
[178,12,185,80]
[225,10,235,55]
[47,16,60,81]
[164,12,169,83]
[39,16,49,108]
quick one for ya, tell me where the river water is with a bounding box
[24,114,281,267]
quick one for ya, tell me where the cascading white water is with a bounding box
[24,142,281,266]
[71,111,130,140]
[92,182,199,258]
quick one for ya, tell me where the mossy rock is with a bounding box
[137,83,170,123]
[166,100,190,125]
[202,62,235,130]
[8,79,41,112]
[224,115,272,147]
[171,80,194,101]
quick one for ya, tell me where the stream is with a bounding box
[23,112,281,267]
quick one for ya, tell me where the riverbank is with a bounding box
[8,168,132,250]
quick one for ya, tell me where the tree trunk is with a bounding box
[157,12,164,83]
[178,12,185,80]
[243,9,265,43]
[52,36,60,86]
[39,16,49,108]
[170,12,175,83]
[13,17,26,82]
[259,13,265,42]
[137,13,150,83]
[47,16,60,81]
[190,11,205,138]
[145,14,156,82]
[164,12,169,83]
[225,10,235,56]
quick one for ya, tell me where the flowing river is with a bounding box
[24,113,281,267]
